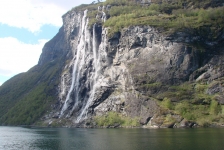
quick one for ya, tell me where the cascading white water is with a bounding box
[60,9,104,122]
[60,77,66,99]
[60,10,88,118]
[102,12,106,22]
[69,15,91,116]
[76,23,100,122]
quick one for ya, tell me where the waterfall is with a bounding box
[70,13,91,116]
[60,10,102,122]
[76,23,100,122]
[102,12,106,22]
[60,10,88,118]
[59,77,66,99]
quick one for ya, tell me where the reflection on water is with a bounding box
[1,126,224,150]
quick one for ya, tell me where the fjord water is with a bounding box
[1,127,224,150]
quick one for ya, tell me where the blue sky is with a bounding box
[0,0,101,86]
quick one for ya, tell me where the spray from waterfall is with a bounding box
[76,23,100,122]
[60,10,88,118]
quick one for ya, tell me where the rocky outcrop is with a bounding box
[39,5,224,128]
[38,27,68,65]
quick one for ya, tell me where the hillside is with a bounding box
[0,28,67,125]
[0,0,224,128]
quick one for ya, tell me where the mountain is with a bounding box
[0,0,224,128]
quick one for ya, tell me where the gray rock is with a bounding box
[179,119,196,128]
[39,8,224,127]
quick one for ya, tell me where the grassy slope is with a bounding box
[0,60,62,125]
[76,0,223,39]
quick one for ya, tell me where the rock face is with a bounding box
[39,7,224,127]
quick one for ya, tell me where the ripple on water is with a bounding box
[1,127,224,150]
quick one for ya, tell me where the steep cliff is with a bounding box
[0,0,224,128]
[41,0,224,128]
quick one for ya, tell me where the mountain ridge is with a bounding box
[0,0,224,128]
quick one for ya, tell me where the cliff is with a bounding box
[0,0,224,128]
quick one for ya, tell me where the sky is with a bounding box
[0,0,101,86]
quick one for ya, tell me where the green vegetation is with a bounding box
[174,100,224,127]
[160,98,174,110]
[72,0,223,38]
[0,59,63,125]
[129,61,224,127]
[94,111,140,127]
[105,2,223,37]
[163,114,176,126]
[155,79,224,127]
[156,82,211,102]
[210,100,221,115]
[157,98,224,127]
[139,82,162,93]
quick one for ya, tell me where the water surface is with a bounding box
[0,126,224,150]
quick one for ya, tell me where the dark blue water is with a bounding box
[0,126,224,150]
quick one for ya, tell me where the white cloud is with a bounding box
[0,37,48,76]
[30,0,96,10]
[0,0,103,33]
[0,0,64,33]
